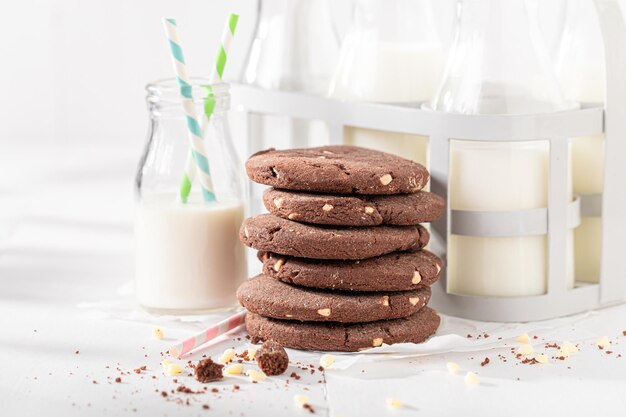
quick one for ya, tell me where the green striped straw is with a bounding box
[178,13,239,203]
[162,18,216,203]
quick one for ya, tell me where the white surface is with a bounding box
[1,144,626,416]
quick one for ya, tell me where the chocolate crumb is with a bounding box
[114,377,122,383]
[161,391,168,397]
[75,351,79,354]
[211,388,219,393]
[290,372,301,380]
[202,404,210,410]
[194,358,224,383]
[233,385,240,391]
[480,357,490,367]
[92,380,97,384]
[623,331,626,336]
[303,403,315,414]
[256,341,289,376]
[606,351,613,354]
[176,385,201,394]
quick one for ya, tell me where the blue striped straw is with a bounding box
[162,18,216,203]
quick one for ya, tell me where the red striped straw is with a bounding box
[169,310,246,358]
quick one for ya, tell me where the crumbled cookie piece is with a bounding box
[194,358,224,383]
[516,333,530,343]
[256,340,289,376]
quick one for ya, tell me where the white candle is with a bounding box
[447,141,575,297]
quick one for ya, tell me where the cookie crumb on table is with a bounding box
[255,341,289,376]
[194,358,224,383]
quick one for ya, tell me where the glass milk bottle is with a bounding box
[135,80,247,314]
[242,0,339,215]
[556,0,605,283]
[430,0,574,297]
[328,0,446,169]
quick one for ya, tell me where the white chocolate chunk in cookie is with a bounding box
[273,197,284,208]
[273,258,285,272]
[379,174,393,185]
[372,337,384,347]
[317,308,331,317]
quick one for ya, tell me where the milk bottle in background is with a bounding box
[556,0,605,283]
[430,0,574,297]
[242,0,339,217]
[135,80,246,314]
[328,0,447,170]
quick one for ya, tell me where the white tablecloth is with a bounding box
[1,144,625,416]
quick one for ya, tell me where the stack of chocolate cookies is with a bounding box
[237,146,445,352]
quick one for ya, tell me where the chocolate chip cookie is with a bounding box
[246,146,429,195]
[237,275,431,323]
[263,188,444,226]
[245,307,440,352]
[260,250,442,292]
[241,214,429,260]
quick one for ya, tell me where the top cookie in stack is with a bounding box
[238,145,445,352]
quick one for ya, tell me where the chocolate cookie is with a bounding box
[246,146,429,195]
[237,275,431,323]
[255,341,289,376]
[260,250,443,292]
[264,188,445,226]
[245,307,440,352]
[240,214,429,260]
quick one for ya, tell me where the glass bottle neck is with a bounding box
[146,79,230,119]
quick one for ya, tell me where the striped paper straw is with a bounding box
[168,310,247,358]
[162,18,217,203]
[178,13,240,203]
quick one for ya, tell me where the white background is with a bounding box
[2,1,626,416]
